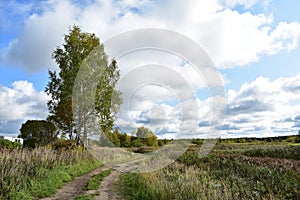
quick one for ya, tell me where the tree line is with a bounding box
[101,126,171,148]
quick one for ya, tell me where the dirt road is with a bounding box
[40,166,112,200]
[90,169,121,200]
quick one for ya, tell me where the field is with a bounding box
[116,141,300,200]
[0,138,299,199]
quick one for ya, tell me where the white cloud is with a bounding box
[268,22,300,52]
[2,0,79,72]
[1,0,300,71]
[0,81,48,134]
[218,0,270,9]
[224,74,300,137]
[115,74,300,138]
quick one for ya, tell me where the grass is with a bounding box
[117,163,231,200]
[73,169,111,200]
[75,194,98,200]
[242,145,300,160]
[87,169,111,190]
[0,147,102,200]
[24,159,102,199]
[117,143,300,200]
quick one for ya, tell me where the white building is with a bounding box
[0,136,23,145]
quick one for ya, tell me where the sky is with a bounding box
[0,0,300,139]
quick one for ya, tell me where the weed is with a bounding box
[75,194,98,200]
[87,169,111,190]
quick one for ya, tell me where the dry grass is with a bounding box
[0,147,93,199]
[117,144,300,200]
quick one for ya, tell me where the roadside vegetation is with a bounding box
[75,194,98,200]
[87,169,111,190]
[74,169,111,200]
[0,146,102,199]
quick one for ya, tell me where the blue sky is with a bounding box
[0,0,300,138]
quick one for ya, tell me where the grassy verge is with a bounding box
[87,169,111,190]
[75,194,98,200]
[74,169,111,200]
[0,147,102,200]
[16,159,103,199]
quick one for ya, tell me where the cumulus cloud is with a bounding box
[218,0,270,9]
[0,81,48,135]
[224,74,300,137]
[1,0,300,71]
[2,0,78,72]
[115,74,300,139]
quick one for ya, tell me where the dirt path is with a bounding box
[39,158,145,200]
[87,169,122,200]
[40,166,109,200]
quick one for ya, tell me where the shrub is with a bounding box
[54,139,78,150]
[0,139,20,149]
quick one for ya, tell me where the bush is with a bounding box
[54,139,78,150]
[286,136,297,143]
[23,137,39,148]
[0,139,20,149]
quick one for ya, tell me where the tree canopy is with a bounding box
[45,25,121,146]
[19,120,56,147]
[134,126,158,147]
[102,126,160,148]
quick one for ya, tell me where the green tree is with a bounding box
[136,126,158,147]
[46,26,99,141]
[107,128,121,147]
[19,120,56,147]
[95,59,122,134]
[45,25,121,146]
[132,138,142,147]
[119,133,131,147]
[145,134,158,146]
[136,126,152,138]
[0,139,20,149]
[296,130,300,143]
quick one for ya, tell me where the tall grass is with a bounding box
[242,145,300,160]
[118,162,236,200]
[117,144,300,200]
[0,147,100,199]
[118,162,288,200]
